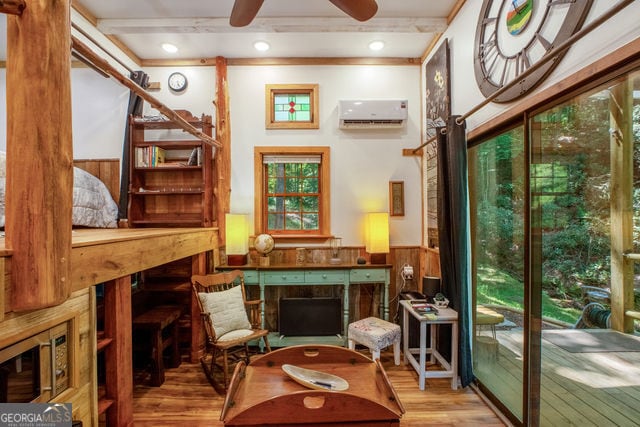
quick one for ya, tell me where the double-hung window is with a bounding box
[254,147,330,240]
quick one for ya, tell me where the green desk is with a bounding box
[217,264,391,347]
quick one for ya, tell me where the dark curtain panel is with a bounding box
[118,71,149,219]
[436,115,473,388]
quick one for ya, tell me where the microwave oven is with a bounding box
[0,322,70,403]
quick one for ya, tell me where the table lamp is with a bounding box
[365,212,389,264]
[226,213,249,266]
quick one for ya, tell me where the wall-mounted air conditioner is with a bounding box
[338,99,408,129]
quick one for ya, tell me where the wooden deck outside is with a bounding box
[474,329,640,426]
[132,350,507,426]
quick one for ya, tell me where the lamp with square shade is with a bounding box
[365,212,389,264]
[225,213,249,266]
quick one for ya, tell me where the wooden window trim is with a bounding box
[265,84,319,129]
[254,146,330,241]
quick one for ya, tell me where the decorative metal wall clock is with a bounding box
[473,0,592,103]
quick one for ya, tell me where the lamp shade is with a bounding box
[225,213,249,255]
[365,212,389,254]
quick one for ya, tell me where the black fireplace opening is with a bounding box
[278,297,341,336]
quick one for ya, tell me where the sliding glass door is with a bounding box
[469,127,525,422]
[530,71,640,426]
[469,66,640,426]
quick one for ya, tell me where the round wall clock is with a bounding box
[473,0,592,103]
[168,72,188,92]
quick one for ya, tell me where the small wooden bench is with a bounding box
[132,305,182,386]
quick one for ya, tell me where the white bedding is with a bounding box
[0,151,119,228]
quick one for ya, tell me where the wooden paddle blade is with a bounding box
[328,0,378,22]
[230,0,264,27]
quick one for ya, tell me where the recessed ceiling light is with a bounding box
[254,41,270,52]
[368,40,385,51]
[162,43,178,53]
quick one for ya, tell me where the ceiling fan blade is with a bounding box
[328,0,378,22]
[230,0,264,27]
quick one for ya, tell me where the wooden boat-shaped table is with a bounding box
[221,345,405,426]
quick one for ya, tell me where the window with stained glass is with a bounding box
[265,84,319,129]
[274,94,311,122]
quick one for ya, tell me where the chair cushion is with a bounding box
[199,286,251,338]
[218,329,255,342]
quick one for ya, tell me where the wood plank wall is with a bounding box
[74,158,121,203]
[223,246,430,324]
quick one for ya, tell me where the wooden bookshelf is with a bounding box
[127,113,214,227]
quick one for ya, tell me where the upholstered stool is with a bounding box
[347,317,401,365]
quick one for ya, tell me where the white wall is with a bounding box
[71,69,130,159]
[428,0,640,133]
[0,68,128,158]
[140,66,217,120]
[227,65,422,247]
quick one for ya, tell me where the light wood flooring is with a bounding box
[132,350,506,426]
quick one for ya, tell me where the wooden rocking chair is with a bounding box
[191,270,271,392]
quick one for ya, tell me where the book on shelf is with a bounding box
[135,145,167,168]
[187,147,202,166]
[152,146,166,167]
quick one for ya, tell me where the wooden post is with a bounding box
[215,56,231,236]
[190,252,208,362]
[6,0,73,310]
[104,276,133,427]
[609,82,634,333]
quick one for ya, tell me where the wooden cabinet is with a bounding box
[127,113,214,227]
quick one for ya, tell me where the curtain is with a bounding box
[436,115,473,388]
[118,70,149,219]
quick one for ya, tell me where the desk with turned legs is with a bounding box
[217,264,391,347]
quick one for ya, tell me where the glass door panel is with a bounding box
[530,71,640,426]
[470,127,525,421]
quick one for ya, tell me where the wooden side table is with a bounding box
[132,305,182,386]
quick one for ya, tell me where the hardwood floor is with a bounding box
[132,350,506,426]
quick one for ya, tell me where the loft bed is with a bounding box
[0,6,222,426]
[0,152,120,229]
[0,157,217,312]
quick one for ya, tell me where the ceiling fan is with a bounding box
[230,0,379,27]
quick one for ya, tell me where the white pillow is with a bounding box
[199,285,251,338]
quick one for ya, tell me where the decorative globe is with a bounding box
[254,233,275,256]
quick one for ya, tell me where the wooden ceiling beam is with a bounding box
[97,17,448,35]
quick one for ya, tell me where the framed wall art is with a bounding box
[423,38,450,247]
[389,181,405,217]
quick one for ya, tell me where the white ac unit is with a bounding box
[338,99,408,129]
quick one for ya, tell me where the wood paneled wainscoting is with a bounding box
[223,246,428,323]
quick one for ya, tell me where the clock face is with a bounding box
[168,72,187,92]
[474,0,592,103]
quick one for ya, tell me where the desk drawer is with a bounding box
[242,270,259,284]
[263,271,305,284]
[350,269,387,283]
[305,271,345,284]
